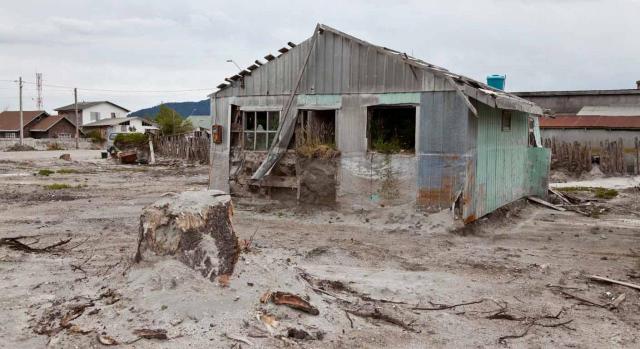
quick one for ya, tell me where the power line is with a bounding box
[16,80,215,93]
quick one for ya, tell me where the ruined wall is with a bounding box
[416,91,473,211]
[516,91,640,114]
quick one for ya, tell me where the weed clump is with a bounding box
[37,169,55,176]
[56,168,78,174]
[558,186,618,199]
[45,183,71,190]
[47,143,64,151]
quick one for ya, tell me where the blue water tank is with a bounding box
[487,74,506,90]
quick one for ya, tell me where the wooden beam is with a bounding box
[287,41,296,48]
[589,275,640,291]
[239,70,251,77]
[216,83,228,89]
[527,196,566,211]
[247,64,259,71]
[264,54,276,61]
[254,60,263,66]
[278,47,289,54]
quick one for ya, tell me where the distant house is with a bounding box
[82,117,158,137]
[55,101,130,126]
[0,110,50,138]
[29,115,80,139]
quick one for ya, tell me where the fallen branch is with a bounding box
[346,308,416,332]
[558,290,605,307]
[224,333,254,346]
[498,319,573,344]
[589,275,640,291]
[412,299,485,311]
[344,310,354,329]
[0,236,72,253]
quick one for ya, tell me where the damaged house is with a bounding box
[208,24,550,223]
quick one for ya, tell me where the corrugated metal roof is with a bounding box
[0,111,48,131]
[539,115,640,129]
[212,23,542,115]
[577,105,640,116]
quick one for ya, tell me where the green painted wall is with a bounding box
[474,104,529,217]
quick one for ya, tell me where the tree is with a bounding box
[155,105,194,135]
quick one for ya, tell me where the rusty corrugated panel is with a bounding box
[540,115,640,129]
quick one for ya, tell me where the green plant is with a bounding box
[372,138,402,154]
[558,186,618,199]
[86,130,106,143]
[45,183,71,190]
[155,105,194,135]
[114,133,149,149]
[56,168,78,174]
[37,169,55,176]
[47,143,64,151]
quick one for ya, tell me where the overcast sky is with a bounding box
[1,0,639,113]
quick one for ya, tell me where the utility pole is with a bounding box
[35,73,43,110]
[18,77,23,145]
[74,88,79,149]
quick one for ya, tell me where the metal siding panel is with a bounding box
[341,35,351,92]
[334,33,343,93]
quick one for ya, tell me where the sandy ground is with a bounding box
[0,152,639,348]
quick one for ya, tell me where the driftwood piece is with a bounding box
[135,190,239,283]
[611,293,626,308]
[132,328,168,340]
[589,275,640,291]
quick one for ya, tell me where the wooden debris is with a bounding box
[610,293,626,309]
[97,334,118,345]
[527,196,566,211]
[272,292,319,315]
[549,188,571,204]
[132,328,168,340]
[559,290,605,307]
[589,275,640,291]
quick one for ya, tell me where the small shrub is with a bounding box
[296,143,340,159]
[593,188,618,199]
[37,169,55,176]
[6,144,36,152]
[86,130,106,144]
[372,138,402,154]
[45,183,71,190]
[56,168,78,174]
[114,133,148,149]
[47,143,64,151]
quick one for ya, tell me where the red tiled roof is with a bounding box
[539,114,640,129]
[30,115,75,131]
[0,111,48,131]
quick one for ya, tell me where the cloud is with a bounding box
[0,0,638,111]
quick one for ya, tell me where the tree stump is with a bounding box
[135,190,239,282]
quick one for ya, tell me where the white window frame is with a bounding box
[242,111,280,151]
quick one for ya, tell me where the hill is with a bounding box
[129,100,210,118]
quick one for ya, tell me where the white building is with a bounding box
[54,101,130,126]
[82,117,158,138]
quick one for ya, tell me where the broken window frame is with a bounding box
[242,110,280,151]
[366,105,417,154]
[501,110,512,132]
